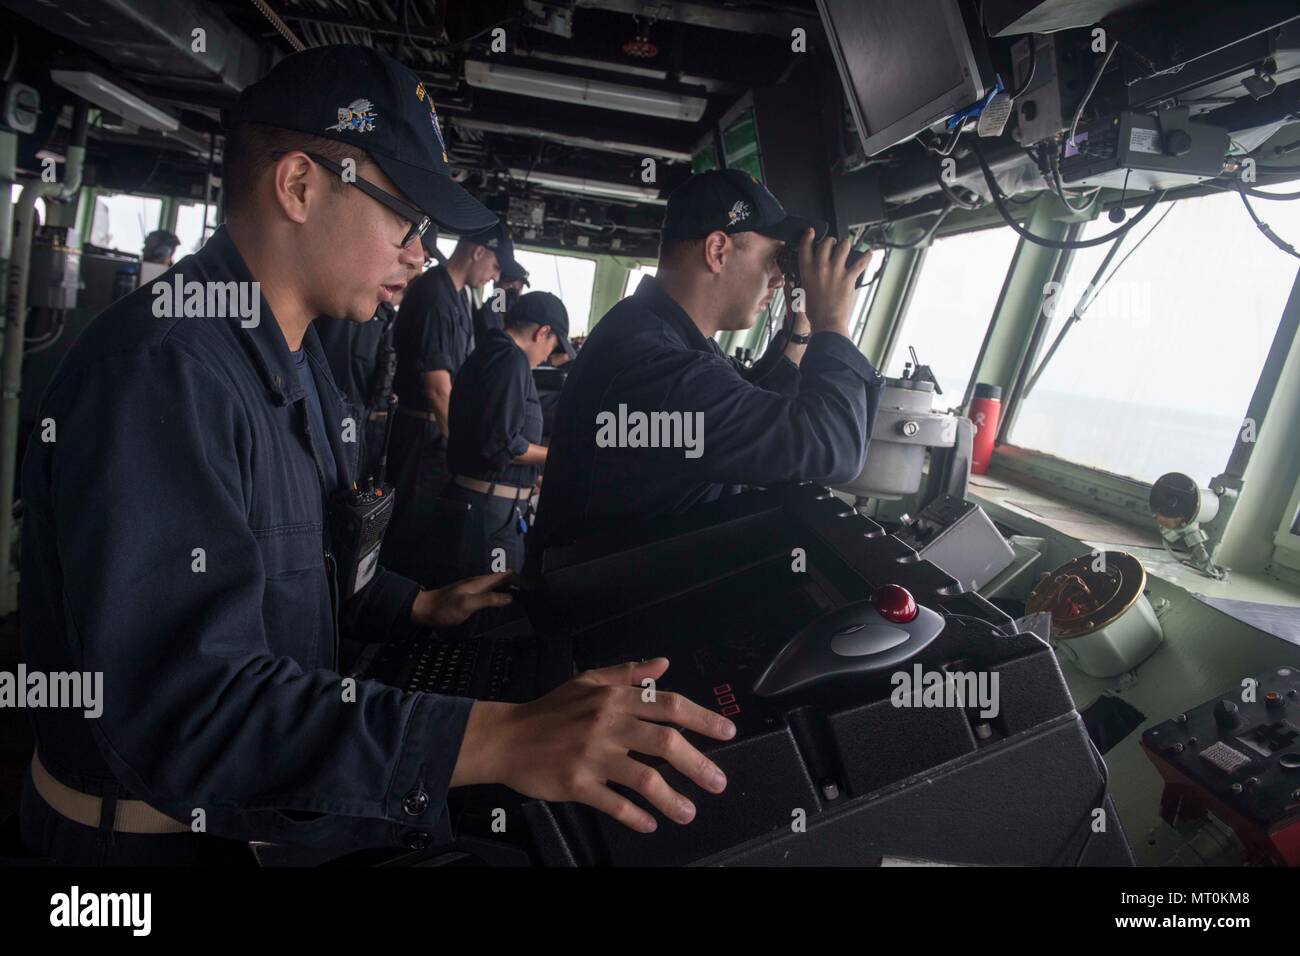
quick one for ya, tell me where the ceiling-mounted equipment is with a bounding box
[1010,34,1067,147]
[5,0,274,100]
[982,0,1134,36]
[505,168,665,203]
[623,13,659,59]
[815,0,994,156]
[1059,108,1230,192]
[2,82,39,134]
[506,196,547,240]
[464,61,707,122]
[1026,550,1164,678]
[524,0,575,38]
[49,69,178,132]
[453,117,694,162]
[1149,472,1229,581]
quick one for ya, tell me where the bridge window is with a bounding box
[886,225,1019,407]
[622,263,658,299]
[1009,189,1300,485]
[850,252,887,345]
[89,193,162,256]
[433,235,459,260]
[174,201,218,258]
[483,248,597,336]
[10,184,47,227]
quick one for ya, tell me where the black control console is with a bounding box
[491,488,1129,864]
[355,619,571,702]
[362,485,1132,866]
[1142,665,1300,865]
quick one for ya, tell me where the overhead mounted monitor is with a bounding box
[816,0,994,157]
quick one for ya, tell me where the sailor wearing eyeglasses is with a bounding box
[20,45,737,868]
[381,220,526,586]
[16,46,515,864]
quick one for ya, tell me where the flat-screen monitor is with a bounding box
[816,0,993,157]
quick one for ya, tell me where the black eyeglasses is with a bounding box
[272,150,431,249]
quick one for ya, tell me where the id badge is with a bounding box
[354,542,381,593]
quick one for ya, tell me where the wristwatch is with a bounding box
[786,329,811,345]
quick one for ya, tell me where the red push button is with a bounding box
[871,584,918,624]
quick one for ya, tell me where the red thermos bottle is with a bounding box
[969,383,1002,475]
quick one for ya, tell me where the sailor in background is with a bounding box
[471,258,530,343]
[315,233,429,481]
[529,169,883,567]
[382,220,522,584]
[535,331,580,440]
[432,291,574,586]
[139,229,181,284]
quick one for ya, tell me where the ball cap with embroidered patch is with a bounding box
[660,168,827,244]
[231,44,497,233]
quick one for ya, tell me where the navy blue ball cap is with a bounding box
[500,259,530,286]
[511,291,574,359]
[232,44,497,233]
[462,220,522,278]
[661,168,827,244]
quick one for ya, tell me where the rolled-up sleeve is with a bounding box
[39,345,471,847]
[418,299,462,376]
[467,348,531,471]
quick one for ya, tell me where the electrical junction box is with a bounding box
[1059,108,1230,191]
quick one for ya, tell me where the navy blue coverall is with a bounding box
[19,226,470,864]
[315,302,395,482]
[528,275,884,566]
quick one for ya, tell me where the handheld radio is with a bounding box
[328,394,398,601]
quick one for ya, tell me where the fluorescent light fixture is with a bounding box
[454,117,693,162]
[50,69,179,132]
[506,167,665,203]
[465,60,706,122]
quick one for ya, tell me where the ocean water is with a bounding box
[1006,388,1244,486]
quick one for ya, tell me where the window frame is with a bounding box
[987,194,1300,552]
[508,242,602,334]
[171,198,220,257]
[880,220,1020,408]
[1276,478,1300,574]
[1266,276,1300,575]
[87,187,170,253]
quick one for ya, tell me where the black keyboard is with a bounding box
[355,622,571,702]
